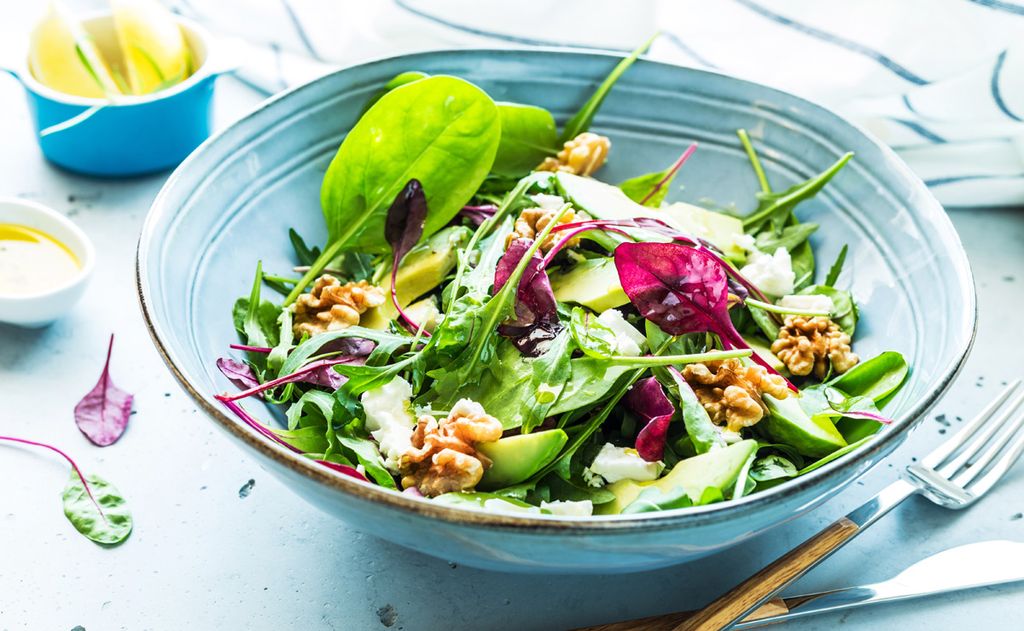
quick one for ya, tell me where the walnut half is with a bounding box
[399,399,503,497]
[504,205,579,253]
[771,315,859,380]
[681,359,791,432]
[536,132,611,176]
[292,275,385,337]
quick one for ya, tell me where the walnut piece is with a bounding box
[536,132,611,176]
[399,399,503,497]
[504,205,579,253]
[292,275,385,337]
[682,359,791,432]
[771,315,859,380]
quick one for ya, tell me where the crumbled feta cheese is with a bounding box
[597,309,645,356]
[360,377,416,472]
[585,443,664,484]
[529,193,566,211]
[733,233,757,253]
[739,247,795,297]
[720,429,744,444]
[778,293,834,314]
[482,498,541,515]
[541,500,594,517]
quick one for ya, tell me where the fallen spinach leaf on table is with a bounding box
[0,435,132,546]
[74,334,133,447]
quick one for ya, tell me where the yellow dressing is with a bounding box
[0,224,81,296]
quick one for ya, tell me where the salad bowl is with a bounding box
[137,49,975,573]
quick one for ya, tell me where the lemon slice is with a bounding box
[29,1,123,98]
[110,0,192,95]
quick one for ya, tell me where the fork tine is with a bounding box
[922,379,1022,469]
[953,406,1024,487]
[960,423,1024,498]
[938,390,1024,477]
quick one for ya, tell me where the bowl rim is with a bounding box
[0,196,95,301]
[136,47,977,532]
[16,14,218,108]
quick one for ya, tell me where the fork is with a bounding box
[614,379,1024,631]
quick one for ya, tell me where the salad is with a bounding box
[215,41,908,518]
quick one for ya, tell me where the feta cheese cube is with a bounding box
[739,247,795,297]
[529,193,566,211]
[778,293,834,314]
[541,500,594,517]
[584,443,664,485]
[597,309,646,357]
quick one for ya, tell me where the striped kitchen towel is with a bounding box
[168,0,1024,207]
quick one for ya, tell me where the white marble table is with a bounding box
[3,28,1024,631]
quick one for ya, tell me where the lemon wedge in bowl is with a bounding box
[29,1,123,98]
[110,0,192,94]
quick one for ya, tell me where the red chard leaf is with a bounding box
[385,179,430,334]
[493,237,563,356]
[626,376,676,461]
[614,242,792,383]
[216,358,261,392]
[74,335,134,447]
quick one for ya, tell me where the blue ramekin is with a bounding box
[2,14,232,177]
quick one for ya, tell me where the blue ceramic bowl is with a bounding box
[4,15,229,177]
[137,49,975,573]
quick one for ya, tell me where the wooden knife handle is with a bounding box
[573,598,791,631]
[672,517,861,630]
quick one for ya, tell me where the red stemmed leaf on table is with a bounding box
[614,241,792,384]
[384,179,429,334]
[74,335,134,447]
[493,237,563,356]
[626,376,676,461]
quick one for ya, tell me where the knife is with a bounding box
[578,540,1024,631]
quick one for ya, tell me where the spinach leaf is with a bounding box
[544,474,615,505]
[824,244,849,287]
[361,70,428,114]
[828,351,908,404]
[62,471,132,546]
[798,285,857,335]
[288,76,501,303]
[798,435,873,475]
[755,222,818,253]
[273,425,331,453]
[749,454,798,482]
[559,34,655,143]
[622,485,695,514]
[492,102,558,176]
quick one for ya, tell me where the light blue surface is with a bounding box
[137,49,974,573]
[1,48,1021,631]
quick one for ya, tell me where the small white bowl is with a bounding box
[0,197,94,327]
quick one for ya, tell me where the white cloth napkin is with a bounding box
[168,0,1024,207]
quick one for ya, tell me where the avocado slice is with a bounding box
[597,439,758,514]
[477,429,568,490]
[759,394,847,458]
[362,226,470,328]
[746,337,787,374]
[550,257,629,312]
[660,202,746,260]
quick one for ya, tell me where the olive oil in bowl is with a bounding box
[0,223,82,296]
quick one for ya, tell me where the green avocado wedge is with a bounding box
[759,394,847,458]
[549,257,629,313]
[597,439,758,515]
[477,429,569,490]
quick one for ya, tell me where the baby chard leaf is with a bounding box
[62,471,133,546]
[559,34,656,143]
[74,335,133,447]
[625,376,675,461]
[384,179,429,333]
[618,143,697,207]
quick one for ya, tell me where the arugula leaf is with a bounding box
[824,244,849,287]
[742,153,853,233]
[559,34,656,143]
[233,261,281,348]
[656,366,725,455]
[334,432,397,489]
[755,222,818,253]
[618,143,697,207]
[492,102,559,176]
[289,228,321,266]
